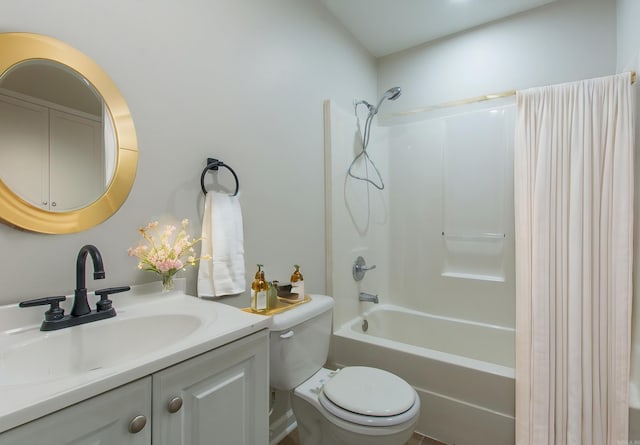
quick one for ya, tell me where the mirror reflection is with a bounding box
[0,60,116,212]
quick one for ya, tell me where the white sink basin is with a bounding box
[0,281,271,434]
[0,313,203,385]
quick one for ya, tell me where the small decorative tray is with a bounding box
[242,295,310,316]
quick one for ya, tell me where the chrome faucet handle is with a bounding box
[353,256,377,281]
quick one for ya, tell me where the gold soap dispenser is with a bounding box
[251,264,268,313]
[290,264,305,301]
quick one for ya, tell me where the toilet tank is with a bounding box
[269,294,334,390]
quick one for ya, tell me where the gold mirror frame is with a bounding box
[0,33,138,234]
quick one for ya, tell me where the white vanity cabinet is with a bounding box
[0,377,152,445]
[152,329,269,444]
[0,330,269,445]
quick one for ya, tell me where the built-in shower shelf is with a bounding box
[441,231,507,282]
[441,271,505,282]
[441,231,506,240]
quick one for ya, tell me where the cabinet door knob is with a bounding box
[128,415,147,434]
[168,396,183,413]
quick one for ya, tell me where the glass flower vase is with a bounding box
[161,273,175,292]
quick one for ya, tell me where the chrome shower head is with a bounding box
[373,86,402,115]
[383,86,402,101]
[354,87,402,117]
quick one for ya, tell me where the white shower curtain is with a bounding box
[514,73,634,445]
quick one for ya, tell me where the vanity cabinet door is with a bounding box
[0,377,151,445]
[152,329,269,445]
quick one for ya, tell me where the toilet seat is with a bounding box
[318,366,419,427]
[318,391,420,427]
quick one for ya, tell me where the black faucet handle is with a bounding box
[19,296,66,321]
[95,286,130,297]
[95,286,130,312]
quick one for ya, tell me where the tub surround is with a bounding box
[0,279,271,433]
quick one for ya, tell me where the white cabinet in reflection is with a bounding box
[49,109,103,211]
[0,91,104,211]
[0,93,49,208]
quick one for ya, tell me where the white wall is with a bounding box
[0,0,377,306]
[371,0,617,327]
[616,0,640,73]
[378,0,616,117]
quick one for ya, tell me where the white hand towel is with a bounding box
[197,192,246,297]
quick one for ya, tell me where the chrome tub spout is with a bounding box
[358,292,379,304]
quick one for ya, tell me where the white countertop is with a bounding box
[0,280,271,433]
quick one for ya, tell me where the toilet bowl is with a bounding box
[293,367,420,445]
[269,294,420,445]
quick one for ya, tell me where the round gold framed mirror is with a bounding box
[0,33,137,234]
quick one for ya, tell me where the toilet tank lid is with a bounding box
[270,294,334,331]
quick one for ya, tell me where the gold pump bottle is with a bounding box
[290,264,305,301]
[251,264,268,313]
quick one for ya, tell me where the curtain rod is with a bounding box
[390,71,637,118]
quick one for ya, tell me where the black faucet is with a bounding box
[18,245,130,331]
[72,245,106,317]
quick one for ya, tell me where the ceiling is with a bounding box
[320,0,558,57]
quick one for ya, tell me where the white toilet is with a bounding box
[270,294,420,445]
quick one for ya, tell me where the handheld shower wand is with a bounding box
[349,86,402,190]
[354,99,374,112]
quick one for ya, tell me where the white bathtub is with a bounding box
[332,304,515,445]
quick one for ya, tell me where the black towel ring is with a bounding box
[200,158,239,196]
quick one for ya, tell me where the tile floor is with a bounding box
[277,429,446,445]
